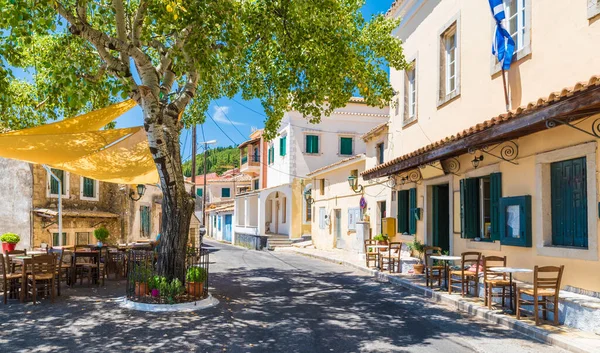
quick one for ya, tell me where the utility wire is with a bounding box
[214,100,248,141]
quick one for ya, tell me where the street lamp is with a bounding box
[129,184,146,201]
[347,175,364,194]
[471,155,484,169]
[304,189,314,205]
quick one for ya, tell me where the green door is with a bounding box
[551,157,588,248]
[432,184,450,252]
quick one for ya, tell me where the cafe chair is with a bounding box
[424,246,444,288]
[364,240,379,268]
[0,253,22,304]
[27,254,56,304]
[380,242,402,273]
[482,255,514,310]
[5,249,27,273]
[107,248,126,279]
[449,251,482,297]
[516,265,564,326]
[48,248,66,296]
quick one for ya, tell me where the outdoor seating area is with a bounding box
[363,240,564,327]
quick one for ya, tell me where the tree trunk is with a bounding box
[142,98,194,282]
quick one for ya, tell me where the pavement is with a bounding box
[0,239,568,353]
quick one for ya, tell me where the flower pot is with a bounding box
[135,282,148,297]
[97,241,103,247]
[413,264,425,274]
[2,242,16,253]
[187,282,204,298]
[151,289,160,298]
[376,240,388,246]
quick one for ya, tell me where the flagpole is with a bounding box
[501,69,510,112]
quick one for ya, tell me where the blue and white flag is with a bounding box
[489,0,515,71]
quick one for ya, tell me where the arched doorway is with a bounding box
[264,190,289,236]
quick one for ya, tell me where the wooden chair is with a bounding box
[380,242,402,273]
[27,254,56,304]
[449,252,482,297]
[5,250,27,273]
[0,253,22,304]
[424,246,444,288]
[364,240,379,268]
[48,248,66,296]
[482,255,514,310]
[516,265,564,326]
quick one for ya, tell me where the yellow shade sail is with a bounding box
[0,100,160,184]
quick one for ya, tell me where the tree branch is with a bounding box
[170,52,198,115]
[131,0,148,47]
[112,0,129,63]
[157,25,193,76]
[78,63,107,82]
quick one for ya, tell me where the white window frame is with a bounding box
[338,135,355,156]
[304,133,321,155]
[348,207,361,231]
[437,15,461,107]
[79,177,100,201]
[319,207,327,230]
[445,32,457,95]
[490,0,531,74]
[47,170,70,199]
[407,67,416,121]
[478,177,491,240]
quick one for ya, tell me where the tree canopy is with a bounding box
[0,0,406,138]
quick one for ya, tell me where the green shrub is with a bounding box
[373,234,389,242]
[407,238,425,263]
[0,233,20,244]
[130,262,153,284]
[94,227,110,242]
[186,267,207,283]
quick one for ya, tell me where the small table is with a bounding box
[489,267,533,314]
[430,255,461,290]
[367,245,389,269]
[28,250,48,255]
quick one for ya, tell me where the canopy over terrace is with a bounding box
[0,100,159,185]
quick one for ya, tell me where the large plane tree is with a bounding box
[0,0,407,280]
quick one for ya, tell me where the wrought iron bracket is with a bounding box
[397,169,422,185]
[545,117,600,139]
[469,140,519,165]
[418,158,461,175]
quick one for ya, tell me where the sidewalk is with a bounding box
[276,246,600,353]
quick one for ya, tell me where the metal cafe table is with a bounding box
[430,255,461,290]
[489,266,533,314]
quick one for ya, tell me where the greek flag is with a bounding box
[489,0,515,71]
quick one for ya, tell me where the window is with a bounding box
[52,232,67,247]
[252,146,260,162]
[282,197,287,223]
[319,179,325,196]
[305,134,319,154]
[439,21,459,104]
[319,207,326,229]
[348,207,361,231]
[268,145,274,164]
[460,173,502,240]
[404,61,417,124]
[376,143,385,165]
[196,188,203,197]
[550,157,588,248]
[253,179,260,190]
[280,136,287,156]
[221,188,231,198]
[394,96,400,117]
[505,0,526,53]
[76,232,90,245]
[397,189,417,235]
[340,137,353,156]
[217,215,222,231]
[80,177,99,201]
[305,197,312,222]
[140,205,151,238]
[48,168,68,197]
[499,196,532,247]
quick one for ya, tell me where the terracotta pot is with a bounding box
[376,240,389,246]
[2,242,16,253]
[187,282,204,298]
[135,282,148,297]
[413,264,425,274]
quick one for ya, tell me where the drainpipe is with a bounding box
[42,165,62,246]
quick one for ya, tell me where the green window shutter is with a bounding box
[460,178,479,238]
[140,206,151,237]
[280,136,287,156]
[340,137,353,155]
[397,190,409,234]
[409,188,417,235]
[196,188,203,197]
[50,169,64,194]
[222,188,231,198]
[490,173,502,241]
[83,177,95,198]
[306,135,319,153]
[53,232,67,246]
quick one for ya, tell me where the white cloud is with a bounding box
[212,106,245,126]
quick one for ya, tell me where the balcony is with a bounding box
[240,152,261,175]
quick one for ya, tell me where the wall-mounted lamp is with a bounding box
[129,184,147,201]
[471,155,484,169]
[304,189,314,205]
[347,175,364,193]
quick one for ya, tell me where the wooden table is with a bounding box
[430,255,461,290]
[10,255,31,302]
[490,267,533,313]
[71,251,100,286]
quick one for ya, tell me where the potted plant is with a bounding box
[372,233,389,245]
[186,267,207,298]
[131,263,153,297]
[408,238,425,274]
[0,233,20,252]
[93,226,109,247]
[148,275,161,298]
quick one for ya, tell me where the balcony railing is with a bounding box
[251,155,260,163]
[241,155,248,165]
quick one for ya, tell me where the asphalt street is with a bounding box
[0,239,566,353]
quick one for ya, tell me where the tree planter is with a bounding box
[2,242,16,252]
[376,241,389,246]
[135,282,149,297]
[187,282,204,298]
[413,264,424,274]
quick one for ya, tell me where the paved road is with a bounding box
[0,240,566,353]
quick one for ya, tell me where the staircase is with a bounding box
[266,235,293,250]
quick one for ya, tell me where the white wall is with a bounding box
[0,159,32,250]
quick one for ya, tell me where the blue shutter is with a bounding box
[340,137,353,155]
[222,188,231,198]
[280,136,287,156]
[196,188,203,197]
[409,188,417,235]
[83,177,95,198]
[490,173,502,241]
[397,190,409,234]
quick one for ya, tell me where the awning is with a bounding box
[363,75,600,180]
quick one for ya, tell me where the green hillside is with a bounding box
[182,146,240,177]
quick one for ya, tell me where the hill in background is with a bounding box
[182,146,240,177]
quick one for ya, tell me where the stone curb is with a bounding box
[118,294,219,312]
[286,249,595,353]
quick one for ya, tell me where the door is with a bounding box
[224,214,233,242]
[335,209,343,249]
[432,184,450,253]
[377,201,387,234]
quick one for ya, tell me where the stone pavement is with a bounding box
[277,246,600,353]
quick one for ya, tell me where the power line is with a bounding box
[231,98,268,118]
[207,111,238,145]
[214,100,248,141]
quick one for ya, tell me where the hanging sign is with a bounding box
[360,196,367,209]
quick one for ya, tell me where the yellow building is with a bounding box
[360,0,600,296]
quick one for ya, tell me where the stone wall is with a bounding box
[0,158,33,250]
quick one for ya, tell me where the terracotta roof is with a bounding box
[361,122,389,141]
[386,0,404,17]
[238,137,260,149]
[307,154,365,177]
[186,169,252,185]
[362,75,600,178]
